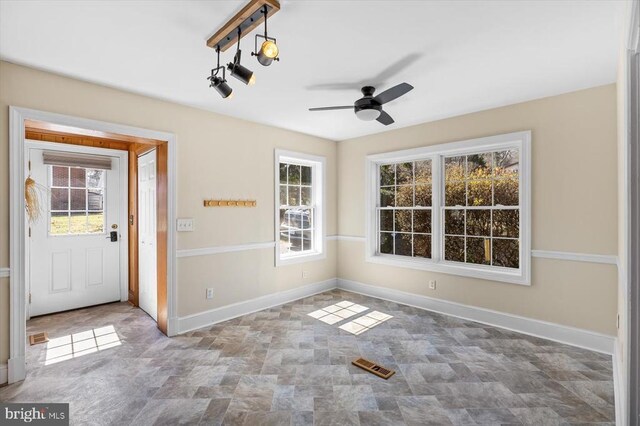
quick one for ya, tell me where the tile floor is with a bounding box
[0,289,615,425]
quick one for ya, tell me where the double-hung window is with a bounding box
[366,131,530,285]
[275,150,325,265]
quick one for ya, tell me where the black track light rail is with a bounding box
[206,0,280,52]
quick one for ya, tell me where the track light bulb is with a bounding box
[257,40,278,66]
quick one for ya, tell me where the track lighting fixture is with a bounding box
[228,28,256,85]
[252,5,279,66]
[208,48,233,99]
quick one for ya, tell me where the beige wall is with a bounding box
[337,84,619,335]
[0,61,621,370]
[0,61,338,365]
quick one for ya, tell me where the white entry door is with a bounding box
[29,148,123,317]
[138,150,157,321]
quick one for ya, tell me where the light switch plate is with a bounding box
[177,218,194,232]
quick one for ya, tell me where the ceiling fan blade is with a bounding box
[377,110,395,126]
[308,106,353,111]
[373,83,414,105]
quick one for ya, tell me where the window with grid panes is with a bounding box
[366,132,530,285]
[378,160,433,258]
[275,151,325,265]
[443,150,520,269]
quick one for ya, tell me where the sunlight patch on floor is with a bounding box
[339,311,393,335]
[45,325,121,365]
[307,301,369,325]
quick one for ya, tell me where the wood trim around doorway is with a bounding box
[24,120,169,335]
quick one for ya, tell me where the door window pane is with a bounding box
[52,166,68,187]
[70,213,87,234]
[70,188,86,210]
[48,166,105,235]
[50,212,69,235]
[51,188,69,211]
[70,168,86,187]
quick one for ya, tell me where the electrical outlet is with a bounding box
[206,288,214,299]
[429,280,436,290]
[177,218,194,232]
[302,270,309,279]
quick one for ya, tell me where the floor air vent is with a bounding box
[352,357,395,379]
[29,332,49,346]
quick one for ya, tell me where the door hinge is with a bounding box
[28,227,31,238]
[28,160,31,171]
[29,293,31,304]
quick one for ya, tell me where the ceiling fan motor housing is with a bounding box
[354,86,382,121]
[355,96,382,121]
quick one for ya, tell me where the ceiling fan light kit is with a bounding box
[206,0,280,98]
[309,83,414,126]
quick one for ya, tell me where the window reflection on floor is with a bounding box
[307,300,393,335]
[339,311,393,335]
[45,325,121,365]
[307,300,369,325]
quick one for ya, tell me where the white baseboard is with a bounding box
[174,275,615,356]
[337,278,615,355]
[612,341,626,426]
[176,278,337,334]
[7,356,25,384]
[0,363,7,385]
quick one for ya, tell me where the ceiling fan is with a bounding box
[308,83,414,125]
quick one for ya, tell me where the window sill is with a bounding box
[365,254,530,286]
[276,251,326,266]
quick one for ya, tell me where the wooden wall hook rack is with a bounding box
[204,199,257,207]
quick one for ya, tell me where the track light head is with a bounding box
[256,39,279,66]
[228,50,256,85]
[210,75,233,99]
[252,6,279,67]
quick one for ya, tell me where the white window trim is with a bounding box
[365,131,531,285]
[274,149,326,266]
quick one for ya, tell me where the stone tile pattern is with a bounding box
[0,290,615,425]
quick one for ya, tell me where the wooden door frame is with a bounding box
[8,106,178,384]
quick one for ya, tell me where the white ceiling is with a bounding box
[0,0,627,141]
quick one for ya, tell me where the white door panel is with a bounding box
[138,150,157,321]
[29,148,122,316]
